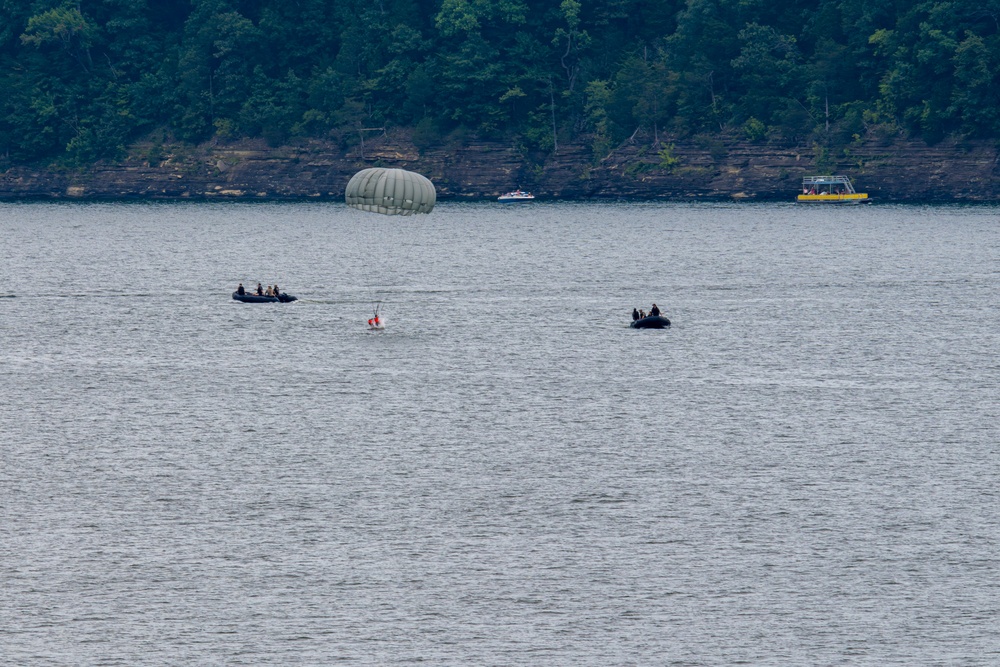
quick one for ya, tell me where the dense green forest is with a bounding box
[2,0,999,165]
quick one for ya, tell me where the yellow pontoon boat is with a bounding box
[797,175,869,203]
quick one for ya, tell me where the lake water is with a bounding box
[1,201,998,665]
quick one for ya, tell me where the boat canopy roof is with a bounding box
[802,175,856,191]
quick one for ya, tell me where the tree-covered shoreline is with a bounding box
[2,0,998,168]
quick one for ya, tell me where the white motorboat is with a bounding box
[498,189,535,202]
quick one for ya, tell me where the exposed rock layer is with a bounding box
[2,132,997,201]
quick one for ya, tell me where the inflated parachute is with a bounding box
[345,168,436,215]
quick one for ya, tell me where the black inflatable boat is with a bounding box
[630,315,670,329]
[233,291,297,303]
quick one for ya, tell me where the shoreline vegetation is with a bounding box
[4,1,1000,202]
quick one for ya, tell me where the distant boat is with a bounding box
[797,175,869,203]
[498,189,535,202]
[233,291,297,303]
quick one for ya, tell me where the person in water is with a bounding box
[650,303,660,317]
[632,308,640,321]
[256,283,263,296]
[237,283,245,296]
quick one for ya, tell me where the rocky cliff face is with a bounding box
[2,131,998,201]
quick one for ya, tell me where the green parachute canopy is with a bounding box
[344,168,436,215]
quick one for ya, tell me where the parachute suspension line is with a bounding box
[344,167,436,326]
[349,208,385,319]
[349,206,398,324]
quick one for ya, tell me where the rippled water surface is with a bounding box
[1,201,998,665]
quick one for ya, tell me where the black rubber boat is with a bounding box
[630,315,670,329]
[233,291,297,303]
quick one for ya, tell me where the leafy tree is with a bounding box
[584,78,613,159]
[667,0,741,131]
[613,51,676,143]
[174,0,261,140]
[6,0,1000,164]
[20,3,98,72]
[553,0,590,92]
[950,33,1000,136]
[731,23,803,128]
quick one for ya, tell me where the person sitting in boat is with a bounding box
[237,283,245,296]
[639,309,646,319]
[650,303,660,317]
[273,284,280,297]
[256,282,263,296]
[632,308,640,321]
[265,285,273,297]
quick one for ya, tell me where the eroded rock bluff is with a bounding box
[3,131,998,201]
